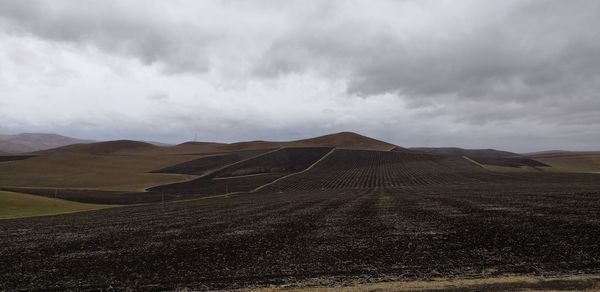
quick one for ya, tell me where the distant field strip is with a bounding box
[255,274,600,291]
[150,149,271,175]
[0,191,111,219]
[260,149,510,192]
[470,156,549,168]
[0,155,35,163]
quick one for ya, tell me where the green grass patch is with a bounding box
[0,191,113,219]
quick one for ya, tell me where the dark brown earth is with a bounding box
[151,149,271,175]
[1,182,600,291]
[469,156,549,168]
[0,187,165,205]
[149,147,333,196]
[0,155,35,162]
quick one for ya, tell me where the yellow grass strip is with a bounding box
[251,274,600,291]
[0,191,114,219]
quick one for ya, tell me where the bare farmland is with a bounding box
[1,184,600,290]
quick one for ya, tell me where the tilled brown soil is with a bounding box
[149,147,333,196]
[0,155,35,162]
[469,156,549,168]
[0,187,164,205]
[151,149,271,175]
[1,183,600,291]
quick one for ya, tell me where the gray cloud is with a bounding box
[0,0,599,151]
[147,92,169,101]
[252,0,600,130]
[0,0,214,73]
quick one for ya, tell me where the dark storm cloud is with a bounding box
[253,0,600,128]
[261,1,600,96]
[0,0,213,73]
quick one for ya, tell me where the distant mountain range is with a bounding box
[0,133,94,153]
[36,131,398,155]
[0,131,596,158]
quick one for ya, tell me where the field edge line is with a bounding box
[251,148,336,192]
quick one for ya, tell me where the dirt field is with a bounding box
[469,156,548,168]
[1,183,600,291]
[152,149,271,175]
[150,147,333,197]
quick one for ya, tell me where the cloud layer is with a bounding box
[0,0,599,151]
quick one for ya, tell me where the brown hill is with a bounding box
[295,132,397,150]
[169,141,228,154]
[172,132,398,153]
[36,140,159,155]
[0,133,94,153]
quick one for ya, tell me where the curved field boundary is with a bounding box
[202,148,282,178]
[147,148,332,197]
[150,149,271,175]
[0,190,114,220]
[145,148,283,192]
[212,147,332,178]
[251,148,336,192]
[463,156,486,168]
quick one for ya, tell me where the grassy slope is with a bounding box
[0,153,200,191]
[0,191,111,219]
[535,154,600,173]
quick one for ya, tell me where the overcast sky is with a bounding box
[0,0,599,152]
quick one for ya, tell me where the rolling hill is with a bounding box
[169,131,398,153]
[2,131,599,199]
[290,131,397,150]
[36,140,160,155]
[0,139,201,191]
[0,140,33,153]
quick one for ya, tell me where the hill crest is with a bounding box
[174,131,399,153]
[36,140,158,155]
